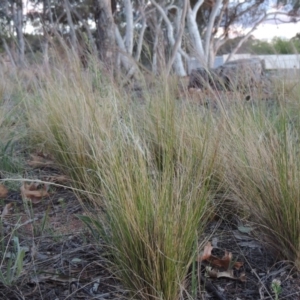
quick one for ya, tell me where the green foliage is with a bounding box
[250,39,275,54]
[0,139,22,173]
[217,36,256,55]
[271,279,282,300]
[251,37,300,54]
[0,236,26,286]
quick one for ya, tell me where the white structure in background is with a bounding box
[258,55,300,69]
[188,54,300,74]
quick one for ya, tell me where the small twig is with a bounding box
[200,273,227,300]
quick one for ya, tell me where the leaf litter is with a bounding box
[199,241,246,282]
[0,183,8,198]
[20,182,50,204]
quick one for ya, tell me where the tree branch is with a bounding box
[71,7,97,54]
[204,0,222,66]
[214,0,229,36]
[150,0,175,45]
[150,0,186,76]
[124,0,134,54]
[166,0,188,76]
[135,5,147,61]
[115,26,136,75]
[225,11,299,62]
[152,15,163,74]
[179,48,190,60]
[192,0,205,20]
[64,0,77,48]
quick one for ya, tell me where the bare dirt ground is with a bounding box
[1,153,300,300]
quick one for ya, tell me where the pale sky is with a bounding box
[251,6,300,41]
[252,22,299,40]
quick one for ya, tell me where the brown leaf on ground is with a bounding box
[206,266,246,282]
[233,261,244,270]
[209,250,232,270]
[200,241,213,261]
[20,182,50,204]
[41,175,70,184]
[1,203,14,220]
[199,241,244,271]
[27,154,55,168]
[0,184,8,198]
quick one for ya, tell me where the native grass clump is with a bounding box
[24,54,225,299]
[6,50,300,298]
[221,87,300,269]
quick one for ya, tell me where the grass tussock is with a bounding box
[222,98,300,268]
[0,69,25,174]
[25,58,224,299]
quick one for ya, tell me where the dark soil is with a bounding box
[195,220,300,299]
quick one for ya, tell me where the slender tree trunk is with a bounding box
[13,0,25,67]
[186,2,205,64]
[2,38,16,69]
[151,0,186,76]
[204,0,222,67]
[166,1,188,76]
[42,0,51,68]
[42,36,49,68]
[135,9,147,62]
[64,0,77,49]
[150,15,164,74]
[72,8,97,54]
[115,26,136,75]
[94,0,115,69]
[124,0,134,55]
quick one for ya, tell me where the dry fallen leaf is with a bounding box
[1,203,14,220]
[233,261,244,270]
[200,241,213,261]
[27,154,55,168]
[206,266,246,282]
[42,175,70,184]
[0,184,8,198]
[199,242,244,271]
[20,182,50,204]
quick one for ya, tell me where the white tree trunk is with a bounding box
[124,0,134,55]
[186,1,205,64]
[152,16,163,74]
[64,0,77,49]
[204,0,222,67]
[115,26,136,74]
[150,0,186,76]
[135,15,147,62]
[166,1,188,76]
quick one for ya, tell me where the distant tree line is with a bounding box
[0,0,299,75]
[218,35,300,55]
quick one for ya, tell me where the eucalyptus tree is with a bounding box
[1,0,299,75]
[0,0,24,66]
